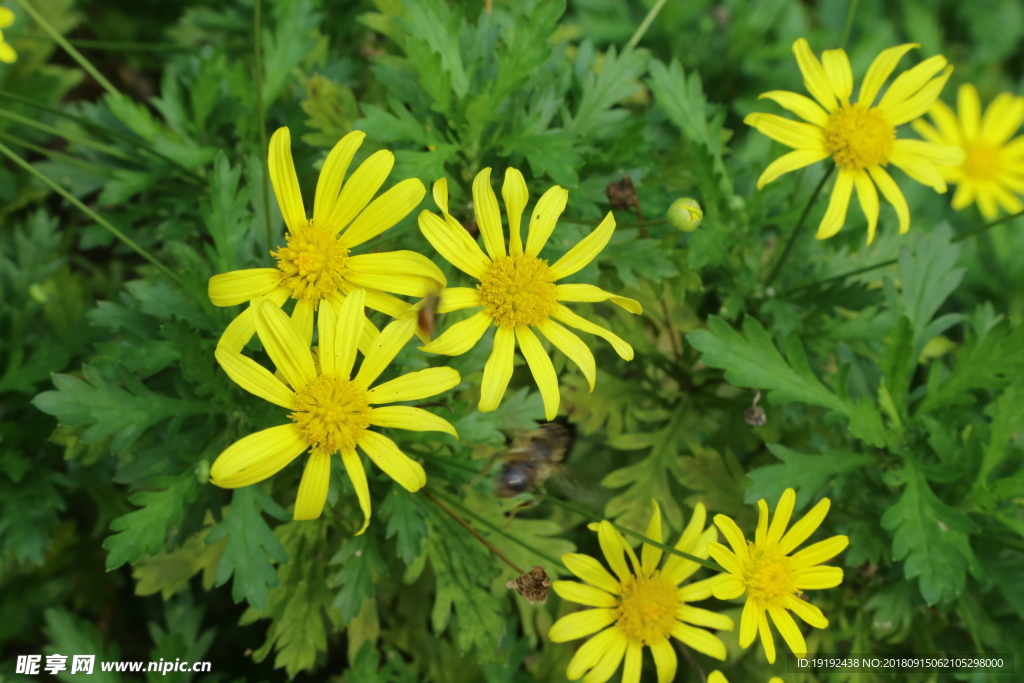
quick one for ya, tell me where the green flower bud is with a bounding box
[667,198,702,232]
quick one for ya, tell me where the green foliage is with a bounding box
[103,471,198,570]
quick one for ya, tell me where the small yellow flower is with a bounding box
[549,501,732,683]
[746,39,965,243]
[210,290,460,528]
[706,488,848,664]
[208,128,445,353]
[912,83,1024,218]
[709,672,784,683]
[417,168,641,420]
[0,6,17,63]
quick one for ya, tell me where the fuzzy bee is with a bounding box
[495,423,574,498]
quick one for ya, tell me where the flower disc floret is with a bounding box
[824,103,895,169]
[741,545,797,605]
[273,222,351,301]
[478,254,558,327]
[616,573,680,646]
[290,374,370,454]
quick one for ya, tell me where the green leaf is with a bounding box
[43,609,122,683]
[103,472,198,570]
[206,486,289,610]
[747,445,876,511]
[379,484,429,565]
[880,460,979,604]
[864,581,915,639]
[569,43,650,137]
[301,74,360,147]
[598,229,678,287]
[898,223,964,358]
[133,530,226,600]
[331,534,387,623]
[261,0,322,106]
[399,0,469,98]
[880,316,915,419]
[498,130,582,187]
[202,152,252,274]
[33,365,206,453]
[978,383,1024,484]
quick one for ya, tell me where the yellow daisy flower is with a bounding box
[416,167,641,420]
[709,672,784,683]
[208,127,446,353]
[706,488,848,664]
[746,38,966,243]
[0,6,17,64]
[548,501,732,683]
[210,290,460,528]
[912,83,1024,218]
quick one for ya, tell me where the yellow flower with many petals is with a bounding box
[208,128,445,353]
[0,6,17,63]
[210,290,460,528]
[746,38,965,243]
[549,501,731,683]
[912,83,1024,218]
[706,488,848,664]
[709,672,784,683]
[417,168,641,420]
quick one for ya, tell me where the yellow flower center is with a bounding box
[615,573,680,646]
[289,374,370,454]
[962,143,1001,181]
[272,221,350,301]
[477,254,559,327]
[742,542,798,607]
[824,103,895,169]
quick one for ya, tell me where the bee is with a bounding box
[496,423,573,497]
[417,289,441,340]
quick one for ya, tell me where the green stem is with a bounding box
[253,0,273,249]
[625,0,669,50]
[14,0,119,96]
[951,208,1023,243]
[430,488,568,573]
[424,491,525,575]
[0,107,133,160]
[0,131,114,176]
[764,163,835,289]
[839,0,861,49]
[0,141,181,284]
[4,31,188,51]
[560,216,669,229]
[543,496,720,571]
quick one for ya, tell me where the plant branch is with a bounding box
[253,0,273,249]
[625,0,669,50]
[424,490,525,575]
[764,163,835,289]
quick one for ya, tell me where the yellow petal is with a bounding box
[709,574,745,600]
[879,55,947,112]
[551,305,633,360]
[791,535,849,569]
[562,552,621,594]
[347,251,446,289]
[418,210,491,279]
[678,605,734,631]
[366,366,461,404]
[886,66,953,126]
[215,348,296,409]
[479,326,515,412]
[758,608,777,663]
[713,514,749,560]
[758,90,830,127]
[766,488,796,546]
[708,672,728,683]
[294,451,332,521]
[929,98,963,145]
[779,497,830,555]
[357,430,426,491]
[792,38,838,112]
[755,499,769,546]
[678,574,717,602]
[502,167,529,256]
[981,93,1024,145]
[317,298,339,376]
[357,318,417,388]
[669,622,727,660]
[253,297,317,390]
[340,178,425,246]
[852,169,881,244]
[216,287,290,353]
[707,544,743,579]
[551,580,618,608]
[582,636,628,683]
[0,40,16,64]
[621,644,642,683]
[815,168,855,239]
[867,165,911,234]
[341,449,372,535]
[958,83,982,140]
[738,597,760,647]
[641,499,664,576]
[326,289,365,378]
[785,594,829,628]
[889,144,948,192]
[911,118,946,144]
[548,609,618,642]
[0,8,14,28]
[822,49,853,104]
[664,527,717,586]
[744,112,825,150]
[326,149,394,232]
[438,287,482,313]
[597,521,636,584]
[291,296,314,348]
[268,128,306,230]
[524,185,569,257]
[858,43,919,107]
[432,177,451,214]
[555,283,641,314]
[369,406,458,438]
[768,605,806,656]
[535,318,596,392]
[548,212,616,280]
[515,325,560,421]
[210,424,308,488]
[314,130,365,225]
[419,310,493,355]
[756,148,830,189]
[208,269,283,307]
[650,638,677,683]
[793,565,844,589]
[471,168,506,260]
[565,627,620,680]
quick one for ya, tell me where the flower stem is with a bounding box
[5,31,187,51]
[625,0,669,51]
[764,163,835,289]
[543,495,720,571]
[14,0,119,97]
[253,0,273,250]
[424,490,525,574]
[840,0,861,49]
[951,208,1023,243]
[0,141,181,285]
